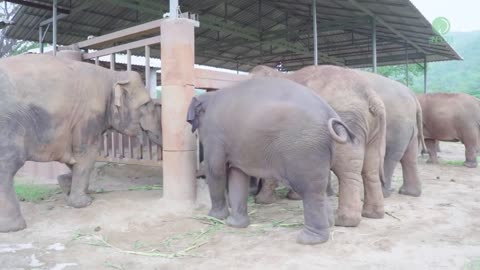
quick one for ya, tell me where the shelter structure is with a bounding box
[4,0,461,204]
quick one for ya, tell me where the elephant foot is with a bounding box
[296,227,329,245]
[57,174,72,195]
[426,158,438,164]
[362,204,384,219]
[226,215,250,228]
[382,187,395,198]
[335,209,361,227]
[464,160,478,168]
[254,192,278,204]
[67,193,93,208]
[208,207,229,220]
[399,185,422,197]
[286,190,302,200]
[0,215,27,233]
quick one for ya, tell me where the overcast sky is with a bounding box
[410,0,479,32]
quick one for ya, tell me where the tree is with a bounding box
[377,64,425,88]
[0,2,38,58]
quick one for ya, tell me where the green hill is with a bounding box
[410,31,480,97]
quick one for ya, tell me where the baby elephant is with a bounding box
[187,77,355,245]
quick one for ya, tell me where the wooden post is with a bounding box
[160,18,198,203]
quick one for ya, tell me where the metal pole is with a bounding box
[52,0,57,56]
[372,17,377,73]
[405,43,409,86]
[38,26,44,53]
[312,0,318,65]
[424,56,427,93]
[169,0,178,18]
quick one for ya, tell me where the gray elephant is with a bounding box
[187,77,355,245]
[417,93,480,167]
[0,54,162,232]
[251,65,387,227]
[367,73,425,197]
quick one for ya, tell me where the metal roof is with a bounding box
[5,0,462,71]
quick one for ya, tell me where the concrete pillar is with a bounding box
[160,18,197,203]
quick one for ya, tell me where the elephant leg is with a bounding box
[361,144,384,219]
[287,189,302,200]
[382,149,405,198]
[425,139,439,164]
[226,167,250,228]
[463,140,478,168]
[399,135,422,197]
[292,167,331,245]
[255,178,279,204]
[332,146,364,227]
[0,158,26,232]
[67,147,97,208]
[57,164,73,195]
[206,152,229,220]
[249,177,260,195]
[326,172,335,197]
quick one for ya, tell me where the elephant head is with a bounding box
[186,92,214,133]
[108,71,161,146]
[139,98,162,145]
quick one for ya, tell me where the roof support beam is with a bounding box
[3,0,70,13]
[101,0,344,65]
[312,0,318,66]
[372,16,377,73]
[347,0,427,55]
[52,0,57,56]
[40,0,97,27]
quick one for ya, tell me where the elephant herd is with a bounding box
[193,66,480,245]
[0,54,476,246]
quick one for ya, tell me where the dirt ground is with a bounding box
[1,142,480,270]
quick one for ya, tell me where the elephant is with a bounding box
[251,65,387,227]
[0,54,162,232]
[252,65,425,199]
[186,77,356,245]
[417,93,480,168]
[368,74,425,197]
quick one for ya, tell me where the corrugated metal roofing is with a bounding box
[5,0,461,72]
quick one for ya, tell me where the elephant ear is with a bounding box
[114,80,130,107]
[186,95,207,133]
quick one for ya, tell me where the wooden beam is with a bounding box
[82,36,161,59]
[194,68,251,90]
[76,19,163,49]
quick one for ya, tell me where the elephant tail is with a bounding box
[328,118,356,144]
[414,95,428,153]
[368,93,387,188]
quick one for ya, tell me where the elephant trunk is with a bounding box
[327,118,356,144]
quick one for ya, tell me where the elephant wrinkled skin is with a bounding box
[417,93,480,168]
[251,65,387,227]
[0,54,162,232]
[187,77,355,245]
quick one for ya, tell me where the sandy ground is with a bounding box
[1,142,480,270]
